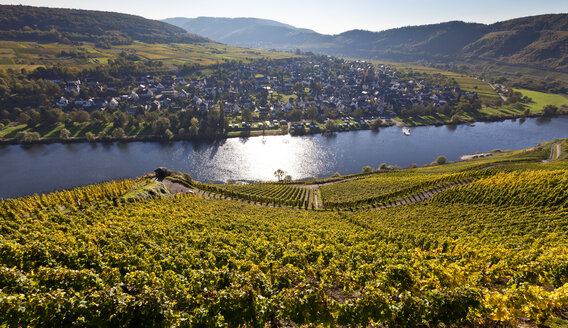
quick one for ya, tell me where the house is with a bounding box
[82,98,94,108]
[179,89,189,98]
[129,91,140,101]
[56,97,68,107]
[139,89,154,98]
[109,98,119,108]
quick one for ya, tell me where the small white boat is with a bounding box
[402,127,410,136]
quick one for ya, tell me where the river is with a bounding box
[1,117,567,199]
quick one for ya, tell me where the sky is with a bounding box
[2,0,568,34]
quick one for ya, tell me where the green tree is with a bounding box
[17,112,30,125]
[152,117,171,134]
[112,127,125,139]
[85,131,96,142]
[542,105,558,116]
[435,155,447,165]
[59,128,71,139]
[362,165,374,173]
[325,119,338,132]
[306,106,318,122]
[242,108,252,123]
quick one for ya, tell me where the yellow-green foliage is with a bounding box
[1,188,568,326]
[0,40,297,70]
[431,170,568,207]
[119,180,170,203]
[200,182,312,207]
[0,179,135,217]
[514,88,568,113]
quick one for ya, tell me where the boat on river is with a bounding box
[402,127,410,136]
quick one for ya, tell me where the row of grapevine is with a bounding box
[195,182,313,208]
[0,179,136,218]
[2,183,568,326]
[320,170,495,209]
[431,170,568,207]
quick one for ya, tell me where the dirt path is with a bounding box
[543,142,562,163]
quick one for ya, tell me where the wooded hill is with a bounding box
[0,5,209,46]
[166,14,568,71]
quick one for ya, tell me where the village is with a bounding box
[52,57,477,132]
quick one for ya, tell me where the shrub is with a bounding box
[435,155,447,165]
[85,132,96,142]
[361,166,374,173]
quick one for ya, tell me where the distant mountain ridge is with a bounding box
[0,5,209,45]
[164,15,568,71]
[162,17,325,49]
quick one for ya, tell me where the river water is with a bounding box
[1,117,567,199]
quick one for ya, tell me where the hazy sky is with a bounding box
[2,0,567,34]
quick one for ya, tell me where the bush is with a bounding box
[435,155,447,165]
[59,128,71,139]
[543,104,558,116]
[112,127,125,139]
[378,163,387,170]
[85,132,96,142]
[361,166,374,173]
[17,131,40,143]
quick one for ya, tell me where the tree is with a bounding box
[152,117,171,134]
[284,175,292,182]
[435,155,447,165]
[242,108,252,123]
[17,112,30,124]
[361,165,374,173]
[85,131,96,142]
[59,128,71,139]
[164,129,174,140]
[378,163,387,170]
[353,108,364,118]
[325,119,338,132]
[112,127,125,139]
[274,169,285,181]
[288,108,303,122]
[306,106,318,122]
[542,105,558,116]
[189,117,199,137]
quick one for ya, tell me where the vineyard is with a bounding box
[431,169,568,207]
[318,170,491,209]
[196,182,314,209]
[1,140,568,326]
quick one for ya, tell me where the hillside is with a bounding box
[166,14,568,71]
[162,17,331,49]
[1,140,567,326]
[0,5,209,45]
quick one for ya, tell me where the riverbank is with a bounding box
[2,111,566,146]
[2,117,567,199]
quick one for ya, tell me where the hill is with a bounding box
[0,5,209,46]
[0,5,297,71]
[166,14,568,71]
[1,140,567,326]
[162,17,330,49]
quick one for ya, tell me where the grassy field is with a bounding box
[514,88,568,112]
[0,40,297,70]
[377,61,501,104]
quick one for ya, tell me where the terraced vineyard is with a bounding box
[197,182,314,209]
[319,171,489,209]
[1,140,568,327]
[432,169,568,207]
[1,178,568,326]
